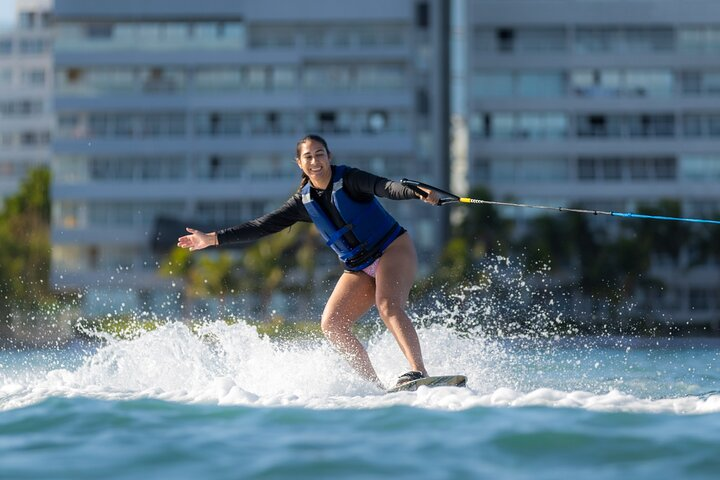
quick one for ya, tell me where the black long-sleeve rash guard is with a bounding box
[216,166,419,246]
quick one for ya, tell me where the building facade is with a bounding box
[0,0,53,201]
[461,0,720,326]
[51,0,449,314]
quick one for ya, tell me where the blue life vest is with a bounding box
[301,165,403,271]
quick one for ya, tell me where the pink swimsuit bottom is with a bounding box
[361,258,381,278]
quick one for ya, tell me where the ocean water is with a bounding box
[1,318,719,480]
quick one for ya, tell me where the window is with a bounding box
[602,158,622,180]
[473,158,491,183]
[249,26,295,48]
[497,28,514,52]
[272,66,296,89]
[517,72,564,97]
[472,72,513,98]
[655,158,676,179]
[21,69,46,86]
[368,111,388,133]
[86,24,113,38]
[678,27,720,53]
[516,28,566,52]
[319,111,337,132]
[0,40,12,55]
[19,12,35,29]
[0,69,11,86]
[247,66,267,89]
[680,155,720,181]
[578,158,596,181]
[417,88,429,115]
[416,2,429,29]
[19,39,47,54]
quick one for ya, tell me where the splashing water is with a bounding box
[1,256,718,415]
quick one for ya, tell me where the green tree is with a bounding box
[161,223,322,320]
[240,224,318,318]
[634,199,688,264]
[0,167,53,325]
[456,186,513,258]
[519,214,578,271]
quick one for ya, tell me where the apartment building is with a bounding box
[51,0,449,314]
[461,0,720,326]
[0,0,53,201]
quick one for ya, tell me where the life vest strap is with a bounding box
[325,223,353,247]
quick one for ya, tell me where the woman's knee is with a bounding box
[376,296,404,320]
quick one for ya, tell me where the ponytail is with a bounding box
[297,172,310,193]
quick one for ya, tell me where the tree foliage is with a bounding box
[161,223,323,319]
[0,167,53,324]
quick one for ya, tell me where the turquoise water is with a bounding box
[1,320,719,479]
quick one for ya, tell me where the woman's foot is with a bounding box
[394,370,425,388]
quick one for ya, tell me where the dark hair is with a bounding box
[296,134,331,191]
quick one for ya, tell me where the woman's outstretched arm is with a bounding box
[177,194,310,251]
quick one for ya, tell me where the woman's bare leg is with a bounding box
[374,234,428,376]
[321,271,381,386]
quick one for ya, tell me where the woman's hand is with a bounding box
[177,228,217,251]
[418,187,441,206]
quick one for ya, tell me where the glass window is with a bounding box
[137,23,161,42]
[678,27,720,53]
[517,158,569,181]
[472,28,495,52]
[625,70,673,96]
[517,73,564,97]
[249,26,295,47]
[114,23,136,42]
[576,28,619,53]
[359,64,404,89]
[0,69,13,86]
[86,23,113,38]
[625,27,673,52]
[304,29,324,48]
[327,28,352,47]
[680,155,720,180]
[680,71,702,94]
[19,12,35,29]
[516,28,566,52]
[491,113,514,139]
[472,72,513,98]
[19,39,47,54]
[21,69,46,86]
[247,66,267,89]
[469,113,487,137]
[194,68,243,90]
[472,158,491,183]
[655,157,676,180]
[165,23,189,41]
[496,28,515,53]
[578,158,596,181]
[602,158,622,180]
[317,65,352,89]
[702,72,720,93]
[194,23,220,40]
[629,158,650,180]
[0,39,12,55]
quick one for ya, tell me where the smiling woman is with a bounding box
[177,134,442,390]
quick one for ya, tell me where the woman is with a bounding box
[177,134,440,389]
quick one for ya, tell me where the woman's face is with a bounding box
[296,139,332,188]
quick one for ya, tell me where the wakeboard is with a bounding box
[387,375,467,393]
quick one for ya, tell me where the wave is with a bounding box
[1,319,718,415]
